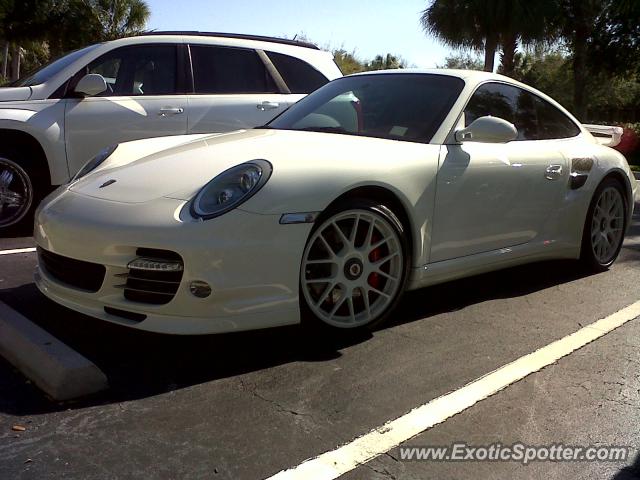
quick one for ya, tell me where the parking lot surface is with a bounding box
[0,203,639,479]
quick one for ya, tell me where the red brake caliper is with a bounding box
[368,232,382,290]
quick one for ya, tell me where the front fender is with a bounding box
[0,101,68,185]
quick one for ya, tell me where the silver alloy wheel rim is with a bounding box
[301,209,404,328]
[0,158,33,228]
[590,186,624,265]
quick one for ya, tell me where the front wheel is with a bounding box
[581,178,627,271]
[300,200,409,330]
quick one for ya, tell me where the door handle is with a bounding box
[257,101,280,111]
[158,107,184,116]
[544,164,563,180]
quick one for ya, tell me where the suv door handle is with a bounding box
[158,107,184,116]
[257,101,280,111]
[544,164,563,180]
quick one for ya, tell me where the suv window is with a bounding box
[83,45,178,96]
[464,82,579,140]
[190,45,277,94]
[266,51,328,94]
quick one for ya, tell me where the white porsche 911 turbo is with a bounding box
[34,69,637,335]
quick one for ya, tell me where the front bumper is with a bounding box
[34,190,312,334]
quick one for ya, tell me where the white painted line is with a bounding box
[0,247,36,256]
[268,300,640,480]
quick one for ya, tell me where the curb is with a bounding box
[0,301,108,401]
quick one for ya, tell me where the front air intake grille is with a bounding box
[38,247,106,292]
[117,248,184,305]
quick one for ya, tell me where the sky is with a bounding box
[146,0,455,68]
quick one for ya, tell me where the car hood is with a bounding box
[0,86,32,102]
[69,129,421,205]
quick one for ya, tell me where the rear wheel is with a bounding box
[300,200,409,330]
[0,157,34,230]
[581,178,627,271]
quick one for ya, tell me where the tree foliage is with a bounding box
[510,47,640,121]
[439,53,484,71]
[333,49,406,75]
[422,0,640,119]
[0,0,150,82]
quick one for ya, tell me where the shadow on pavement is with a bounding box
[389,259,599,328]
[613,452,640,480]
[0,222,34,240]
[0,255,602,416]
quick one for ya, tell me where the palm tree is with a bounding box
[421,0,558,74]
[496,0,559,76]
[554,0,604,120]
[421,0,494,71]
[48,0,150,57]
[94,0,150,41]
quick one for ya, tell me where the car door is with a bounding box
[64,44,188,175]
[430,82,569,263]
[186,45,305,134]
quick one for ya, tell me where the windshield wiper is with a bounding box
[298,126,349,134]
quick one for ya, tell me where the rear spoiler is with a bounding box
[583,124,624,148]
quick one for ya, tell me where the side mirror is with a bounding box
[74,73,107,97]
[455,116,518,143]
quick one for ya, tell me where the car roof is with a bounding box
[346,68,554,98]
[137,31,320,50]
[349,68,514,82]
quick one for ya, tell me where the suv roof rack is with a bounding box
[138,31,320,50]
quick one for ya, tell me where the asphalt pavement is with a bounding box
[0,203,639,479]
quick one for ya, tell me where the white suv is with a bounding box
[0,32,342,230]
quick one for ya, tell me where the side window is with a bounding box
[534,97,581,139]
[266,51,328,94]
[83,45,177,96]
[464,82,580,141]
[464,82,538,140]
[190,45,277,94]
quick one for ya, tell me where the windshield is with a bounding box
[7,44,101,88]
[266,73,465,143]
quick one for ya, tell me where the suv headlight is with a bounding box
[72,144,118,181]
[191,160,272,219]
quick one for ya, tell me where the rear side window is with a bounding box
[534,96,581,139]
[464,82,579,141]
[190,45,277,94]
[267,51,328,94]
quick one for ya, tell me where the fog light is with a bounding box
[190,280,212,298]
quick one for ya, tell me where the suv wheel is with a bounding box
[0,157,35,230]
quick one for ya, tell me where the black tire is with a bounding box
[299,198,411,333]
[580,177,627,271]
[0,148,48,235]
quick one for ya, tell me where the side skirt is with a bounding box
[408,242,579,291]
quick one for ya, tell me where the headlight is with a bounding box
[72,144,118,181]
[192,159,272,219]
